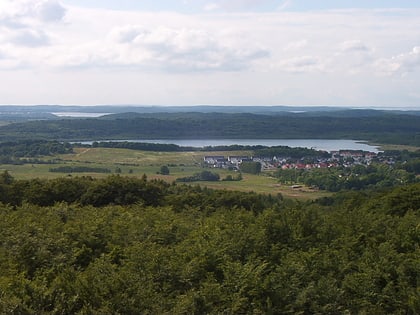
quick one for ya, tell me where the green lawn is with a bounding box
[376,143,420,152]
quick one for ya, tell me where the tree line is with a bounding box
[0,140,72,164]
[275,163,417,191]
[49,166,112,174]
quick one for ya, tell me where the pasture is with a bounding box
[0,147,331,200]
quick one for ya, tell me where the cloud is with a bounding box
[35,0,67,22]
[340,40,369,53]
[110,25,145,44]
[0,48,22,69]
[204,3,221,11]
[1,3,419,108]
[10,29,50,47]
[375,46,420,75]
[278,0,293,11]
[0,16,26,29]
[0,0,66,26]
[108,25,269,71]
[331,40,373,74]
[0,0,65,48]
[202,0,276,11]
[284,40,308,51]
[277,56,324,73]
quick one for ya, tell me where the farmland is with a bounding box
[0,147,331,200]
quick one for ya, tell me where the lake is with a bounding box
[82,139,381,152]
[52,112,112,118]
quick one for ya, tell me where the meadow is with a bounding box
[0,147,331,200]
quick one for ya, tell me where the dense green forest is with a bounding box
[0,172,418,314]
[0,140,72,164]
[0,111,419,145]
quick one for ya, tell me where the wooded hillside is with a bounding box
[0,111,419,146]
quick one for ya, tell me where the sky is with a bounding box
[0,0,419,108]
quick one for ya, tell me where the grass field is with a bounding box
[0,147,331,200]
[376,144,420,152]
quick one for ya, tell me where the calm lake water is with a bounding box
[52,112,111,118]
[84,139,380,152]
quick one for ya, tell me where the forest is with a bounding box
[0,111,419,146]
[0,172,418,314]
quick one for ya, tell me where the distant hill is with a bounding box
[0,110,419,146]
[1,105,419,121]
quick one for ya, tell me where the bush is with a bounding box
[160,165,170,175]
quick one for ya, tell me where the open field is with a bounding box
[376,143,420,152]
[0,147,332,200]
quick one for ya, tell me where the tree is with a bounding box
[0,170,13,185]
[160,165,170,175]
[240,161,261,174]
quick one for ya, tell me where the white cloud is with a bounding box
[340,40,369,53]
[203,0,274,11]
[278,0,293,11]
[110,25,146,44]
[35,0,67,22]
[106,25,269,71]
[0,3,419,107]
[0,48,21,69]
[277,56,324,73]
[204,3,221,11]
[0,0,65,49]
[375,46,420,75]
[284,40,307,51]
[329,40,374,74]
[10,29,50,47]
[0,0,66,25]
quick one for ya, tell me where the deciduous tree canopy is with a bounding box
[0,173,418,314]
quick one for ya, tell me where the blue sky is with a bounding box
[0,0,419,108]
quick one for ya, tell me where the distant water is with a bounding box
[80,139,380,152]
[52,112,111,118]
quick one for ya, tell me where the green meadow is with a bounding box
[0,147,331,200]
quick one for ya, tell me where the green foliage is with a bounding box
[0,175,170,207]
[402,158,420,174]
[0,175,418,314]
[0,170,13,185]
[160,165,170,175]
[275,163,418,192]
[240,161,262,174]
[1,112,419,146]
[0,140,72,164]
[49,166,111,173]
[222,173,242,181]
[176,170,220,182]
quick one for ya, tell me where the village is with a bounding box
[203,150,390,171]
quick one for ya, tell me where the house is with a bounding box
[204,156,226,166]
[228,156,251,165]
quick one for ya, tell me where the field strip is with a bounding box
[77,148,91,156]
